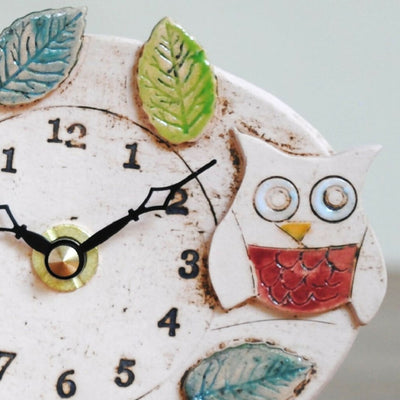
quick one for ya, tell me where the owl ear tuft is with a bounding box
[334,145,382,174]
[234,129,287,160]
[234,129,266,153]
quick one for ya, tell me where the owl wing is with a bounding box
[350,227,387,324]
[208,209,257,309]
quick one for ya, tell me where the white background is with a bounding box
[0,2,398,399]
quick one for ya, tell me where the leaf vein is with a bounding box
[0,9,83,95]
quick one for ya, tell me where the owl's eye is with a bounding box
[254,177,299,222]
[310,176,357,222]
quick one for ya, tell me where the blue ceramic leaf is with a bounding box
[183,343,314,400]
[0,7,86,105]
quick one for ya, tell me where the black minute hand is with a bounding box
[79,159,217,253]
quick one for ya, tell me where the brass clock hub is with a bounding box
[31,225,98,292]
[47,240,82,278]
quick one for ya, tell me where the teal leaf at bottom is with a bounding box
[183,343,314,400]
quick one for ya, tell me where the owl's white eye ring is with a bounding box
[254,177,299,222]
[310,176,357,222]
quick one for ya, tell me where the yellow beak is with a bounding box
[279,222,311,242]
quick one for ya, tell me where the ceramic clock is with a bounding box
[0,7,386,400]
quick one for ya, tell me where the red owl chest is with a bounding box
[248,244,359,314]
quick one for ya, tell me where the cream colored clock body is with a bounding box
[0,35,385,400]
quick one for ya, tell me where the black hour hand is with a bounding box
[0,205,52,255]
[79,159,217,253]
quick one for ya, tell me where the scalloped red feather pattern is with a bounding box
[248,244,359,314]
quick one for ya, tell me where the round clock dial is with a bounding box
[0,106,216,398]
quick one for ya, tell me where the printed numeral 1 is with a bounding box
[157,308,180,337]
[123,143,140,169]
[47,118,62,143]
[0,351,16,380]
[1,148,17,173]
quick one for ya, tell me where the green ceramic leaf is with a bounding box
[0,7,86,105]
[183,343,314,400]
[137,18,217,144]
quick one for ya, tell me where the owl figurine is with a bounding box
[209,131,386,325]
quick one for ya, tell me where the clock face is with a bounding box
[0,106,217,398]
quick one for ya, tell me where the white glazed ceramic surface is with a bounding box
[0,32,386,400]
